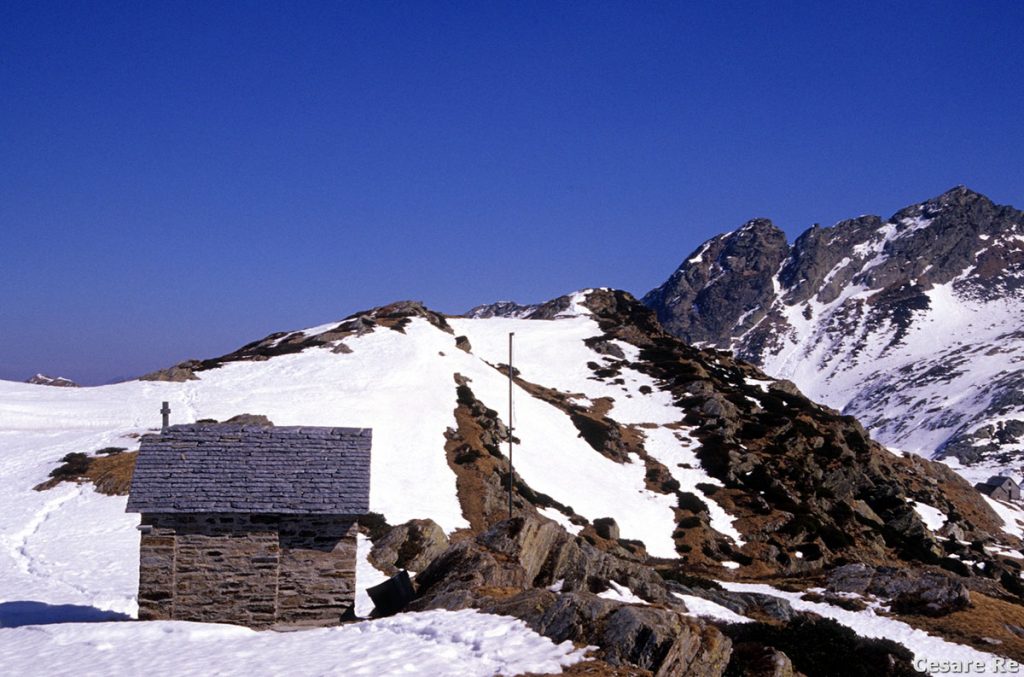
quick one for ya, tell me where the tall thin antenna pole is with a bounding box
[508,332,514,520]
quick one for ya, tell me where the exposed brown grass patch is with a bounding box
[86,451,137,495]
[443,375,562,532]
[444,400,511,532]
[518,659,650,677]
[896,591,1024,661]
[588,397,614,419]
[34,449,137,495]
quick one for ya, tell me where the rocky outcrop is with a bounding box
[441,376,538,532]
[827,563,971,616]
[939,419,1024,465]
[725,643,800,677]
[723,616,918,676]
[368,519,449,576]
[464,292,592,321]
[481,590,731,676]
[223,413,274,426]
[411,516,731,675]
[25,373,79,387]
[140,300,454,380]
[642,219,788,346]
[464,301,540,319]
[34,448,137,495]
[413,517,672,609]
[139,362,200,382]
[574,289,1014,579]
[667,584,796,623]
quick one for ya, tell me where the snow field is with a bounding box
[0,296,761,573]
[448,313,691,557]
[447,315,680,427]
[0,406,588,677]
[538,507,582,535]
[0,425,143,613]
[5,295,915,675]
[0,609,588,677]
[0,309,704,600]
[982,496,1024,540]
[0,302,737,677]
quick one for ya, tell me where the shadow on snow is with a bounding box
[0,601,131,628]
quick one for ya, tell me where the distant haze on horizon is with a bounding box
[2,1,1022,385]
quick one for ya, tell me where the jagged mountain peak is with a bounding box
[465,288,617,321]
[736,216,783,234]
[918,184,992,212]
[641,219,788,345]
[465,300,539,319]
[645,187,1024,480]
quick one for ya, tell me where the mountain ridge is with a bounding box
[7,287,1024,668]
[642,187,1024,481]
[88,288,1022,575]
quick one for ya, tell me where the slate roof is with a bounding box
[126,424,371,514]
[982,475,1017,487]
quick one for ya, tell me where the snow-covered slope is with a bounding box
[644,186,1024,482]
[3,288,1021,672]
[0,291,724,602]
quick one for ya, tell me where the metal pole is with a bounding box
[508,332,514,520]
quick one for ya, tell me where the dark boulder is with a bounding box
[594,517,621,541]
[723,615,918,676]
[669,583,796,623]
[369,518,449,576]
[826,563,970,616]
[411,516,732,675]
[480,590,731,676]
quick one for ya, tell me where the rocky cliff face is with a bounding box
[641,218,789,345]
[643,187,1024,480]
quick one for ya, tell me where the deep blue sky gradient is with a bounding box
[2,1,1023,383]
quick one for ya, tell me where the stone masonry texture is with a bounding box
[138,513,358,628]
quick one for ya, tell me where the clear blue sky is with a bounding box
[2,1,1022,384]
